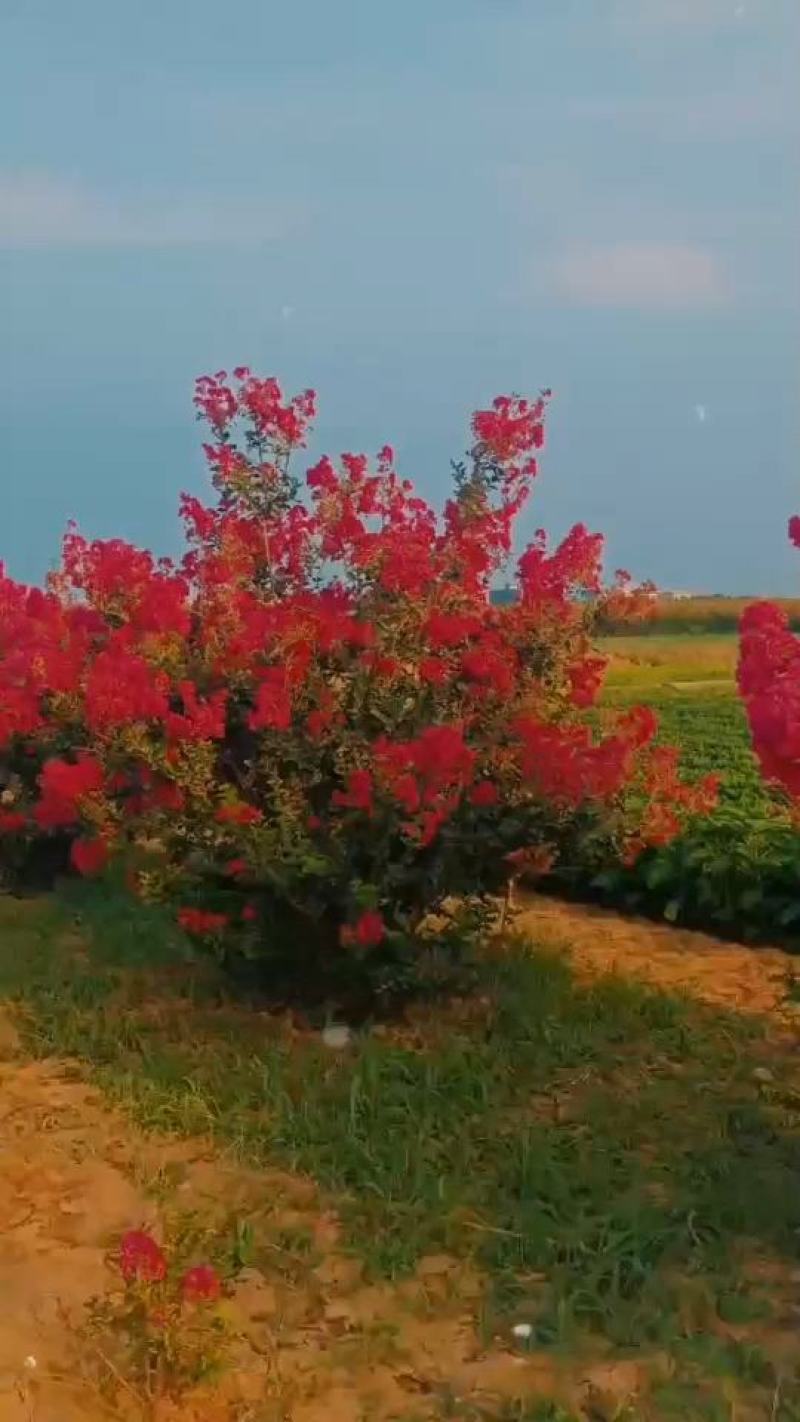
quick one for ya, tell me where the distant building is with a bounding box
[490,586,517,606]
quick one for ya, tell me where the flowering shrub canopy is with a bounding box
[0,367,715,969]
[738,517,800,799]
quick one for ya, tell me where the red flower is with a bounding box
[419,657,449,685]
[119,1230,167,1284]
[340,909,386,948]
[568,656,607,709]
[36,755,105,828]
[180,1264,221,1304]
[70,836,110,877]
[177,907,229,937]
[307,456,339,493]
[241,902,258,922]
[194,373,238,429]
[249,668,292,732]
[472,394,546,464]
[332,769,374,813]
[424,610,482,649]
[85,648,169,731]
[216,801,263,826]
[470,780,499,807]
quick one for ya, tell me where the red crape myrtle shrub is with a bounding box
[0,368,716,976]
[738,517,800,801]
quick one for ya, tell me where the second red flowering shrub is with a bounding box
[0,367,716,984]
[738,516,800,802]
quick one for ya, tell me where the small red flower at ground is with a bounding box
[241,902,258,922]
[180,1264,221,1304]
[119,1230,167,1284]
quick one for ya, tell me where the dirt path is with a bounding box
[0,1043,150,1420]
[517,893,800,1028]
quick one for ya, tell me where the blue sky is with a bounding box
[1,0,797,592]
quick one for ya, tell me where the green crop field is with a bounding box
[564,636,800,944]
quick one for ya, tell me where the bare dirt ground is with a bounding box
[517,893,800,1029]
[2,897,799,1421]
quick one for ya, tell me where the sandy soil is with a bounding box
[517,893,800,1028]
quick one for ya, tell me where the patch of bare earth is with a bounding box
[517,892,800,1029]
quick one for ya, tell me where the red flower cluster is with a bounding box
[36,756,105,828]
[180,1263,222,1304]
[71,836,110,877]
[119,1230,168,1284]
[177,907,229,937]
[340,909,386,948]
[118,1230,221,1308]
[472,394,546,465]
[0,364,710,959]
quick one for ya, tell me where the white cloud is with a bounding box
[0,171,298,249]
[552,242,729,310]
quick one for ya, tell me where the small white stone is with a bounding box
[322,1024,351,1049]
[511,1322,533,1341]
[23,1356,37,1371]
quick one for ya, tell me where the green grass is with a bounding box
[3,887,800,1417]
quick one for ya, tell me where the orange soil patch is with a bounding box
[517,893,800,1027]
